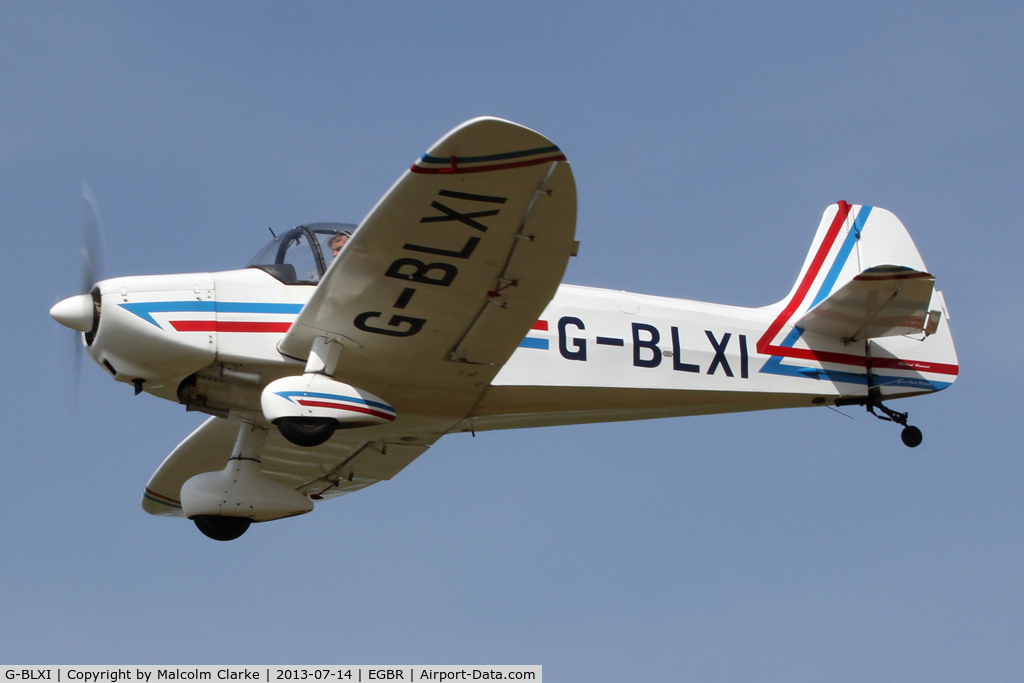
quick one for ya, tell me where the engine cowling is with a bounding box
[77,274,218,386]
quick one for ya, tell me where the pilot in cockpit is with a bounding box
[329,230,352,259]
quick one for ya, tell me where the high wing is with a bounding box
[279,116,578,424]
[143,415,430,517]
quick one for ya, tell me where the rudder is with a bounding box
[758,201,958,400]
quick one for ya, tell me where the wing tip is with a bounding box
[141,486,185,517]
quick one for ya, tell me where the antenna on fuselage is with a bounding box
[268,226,277,239]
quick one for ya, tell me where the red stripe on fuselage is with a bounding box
[170,321,293,333]
[532,320,549,331]
[773,345,959,376]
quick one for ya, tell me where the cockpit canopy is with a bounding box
[248,222,356,285]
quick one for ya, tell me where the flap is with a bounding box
[795,265,935,341]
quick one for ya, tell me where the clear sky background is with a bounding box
[2,1,1021,679]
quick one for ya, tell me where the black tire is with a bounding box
[276,416,338,447]
[901,425,923,448]
[192,515,251,541]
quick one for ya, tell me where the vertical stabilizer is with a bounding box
[758,202,958,401]
[776,202,929,323]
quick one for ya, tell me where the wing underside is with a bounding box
[143,415,431,517]
[144,118,578,518]
[278,117,578,422]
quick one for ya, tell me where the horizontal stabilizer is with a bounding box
[795,265,935,341]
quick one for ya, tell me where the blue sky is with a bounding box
[2,1,1022,678]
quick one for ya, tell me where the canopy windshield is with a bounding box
[248,222,356,285]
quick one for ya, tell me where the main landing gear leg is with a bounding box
[180,417,314,540]
[274,336,342,448]
[187,421,266,541]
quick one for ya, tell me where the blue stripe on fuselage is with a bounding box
[120,301,304,327]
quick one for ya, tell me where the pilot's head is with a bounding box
[329,230,352,258]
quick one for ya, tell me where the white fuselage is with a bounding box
[83,266,957,434]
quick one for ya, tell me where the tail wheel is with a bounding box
[192,515,251,541]
[901,426,923,448]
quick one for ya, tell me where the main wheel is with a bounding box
[192,515,251,541]
[275,416,338,447]
[901,425,923,448]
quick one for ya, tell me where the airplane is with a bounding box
[50,117,959,541]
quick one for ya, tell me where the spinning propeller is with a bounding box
[50,183,107,387]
